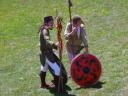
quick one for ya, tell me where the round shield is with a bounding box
[70,53,102,87]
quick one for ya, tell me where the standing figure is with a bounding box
[39,16,67,92]
[64,15,89,64]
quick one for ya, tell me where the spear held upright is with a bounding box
[68,0,73,22]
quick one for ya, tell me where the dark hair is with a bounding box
[38,16,53,33]
[72,15,81,24]
[44,16,53,23]
[72,15,85,25]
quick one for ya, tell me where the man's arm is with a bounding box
[64,23,71,39]
[64,23,76,39]
[81,27,89,55]
[40,29,57,50]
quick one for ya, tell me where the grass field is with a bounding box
[0,0,128,96]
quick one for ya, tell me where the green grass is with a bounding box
[0,0,128,96]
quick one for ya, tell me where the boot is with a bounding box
[39,71,51,89]
[54,75,64,93]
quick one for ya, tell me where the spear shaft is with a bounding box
[68,0,72,22]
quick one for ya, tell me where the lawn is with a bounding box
[0,0,128,96]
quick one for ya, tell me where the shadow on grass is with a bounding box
[75,81,105,90]
[48,85,76,96]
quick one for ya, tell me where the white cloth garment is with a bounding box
[41,57,60,76]
[77,27,81,38]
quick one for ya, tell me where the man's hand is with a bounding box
[70,27,77,36]
[67,27,77,38]
[84,47,89,57]
[52,42,59,50]
[55,42,60,48]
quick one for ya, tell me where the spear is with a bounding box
[68,0,73,22]
[55,10,64,93]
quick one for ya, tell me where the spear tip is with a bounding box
[68,0,73,7]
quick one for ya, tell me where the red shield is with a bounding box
[70,53,102,87]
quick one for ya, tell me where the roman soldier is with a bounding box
[39,16,67,92]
